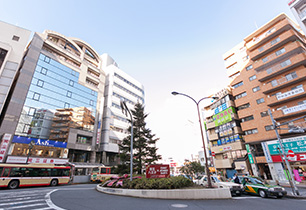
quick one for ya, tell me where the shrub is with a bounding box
[122,176,193,189]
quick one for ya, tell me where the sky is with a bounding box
[0,0,297,164]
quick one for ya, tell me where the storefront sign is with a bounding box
[282,103,306,115]
[146,164,170,179]
[261,142,272,163]
[12,136,67,148]
[270,153,306,162]
[0,134,12,163]
[6,156,69,164]
[276,87,304,100]
[213,107,235,127]
[246,144,254,164]
[267,136,306,155]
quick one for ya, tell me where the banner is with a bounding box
[213,107,235,127]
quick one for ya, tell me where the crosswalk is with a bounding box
[0,189,64,210]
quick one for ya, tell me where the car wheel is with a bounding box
[236,192,242,196]
[50,179,58,186]
[8,180,19,189]
[276,195,283,199]
[259,189,267,198]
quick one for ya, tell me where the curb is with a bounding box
[285,194,306,199]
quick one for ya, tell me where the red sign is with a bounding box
[271,153,306,162]
[146,164,170,179]
[170,162,177,167]
[212,152,215,157]
[287,150,295,157]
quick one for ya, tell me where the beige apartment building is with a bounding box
[204,88,250,178]
[228,13,306,182]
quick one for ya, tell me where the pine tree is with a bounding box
[118,102,162,174]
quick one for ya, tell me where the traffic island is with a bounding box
[96,185,232,199]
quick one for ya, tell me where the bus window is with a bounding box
[9,167,23,177]
[0,167,3,176]
[20,168,31,177]
[101,168,107,174]
[2,168,10,177]
[38,168,50,177]
[92,167,99,173]
[106,168,110,174]
[62,169,70,176]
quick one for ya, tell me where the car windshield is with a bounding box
[212,177,220,183]
[92,167,99,173]
[252,177,268,185]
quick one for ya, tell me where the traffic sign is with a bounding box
[212,151,215,157]
[287,150,295,157]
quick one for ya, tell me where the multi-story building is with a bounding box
[100,54,145,166]
[289,0,306,35]
[229,13,306,182]
[0,21,31,163]
[204,88,249,178]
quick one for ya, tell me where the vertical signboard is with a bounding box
[261,141,272,163]
[246,144,254,164]
[0,134,12,162]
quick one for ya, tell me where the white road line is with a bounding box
[232,197,260,199]
[0,196,39,202]
[45,189,66,210]
[32,208,53,210]
[3,203,46,210]
[0,199,45,206]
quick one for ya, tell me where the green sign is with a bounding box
[248,154,254,164]
[245,144,250,153]
[212,107,235,127]
[267,136,306,155]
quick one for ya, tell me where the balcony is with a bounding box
[211,141,244,155]
[250,30,304,61]
[241,120,256,132]
[272,104,306,120]
[262,66,306,94]
[257,52,306,82]
[266,87,306,107]
[55,111,72,116]
[215,158,233,169]
[253,41,305,70]
[206,121,216,129]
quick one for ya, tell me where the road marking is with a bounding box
[171,204,188,208]
[232,196,260,199]
[32,208,53,210]
[3,203,46,210]
[0,199,45,206]
[45,189,66,210]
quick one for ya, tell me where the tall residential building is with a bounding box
[289,0,306,35]
[204,88,249,178]
[0,21,31,163]
[100,54,145,166]
[229,13,306,182]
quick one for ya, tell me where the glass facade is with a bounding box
[15,53,98,143]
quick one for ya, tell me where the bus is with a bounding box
[0,163,71,189]
[90,166,116,182]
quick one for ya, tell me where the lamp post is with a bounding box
[120,98,134,181]
[268,109,300,196]
[172,91,218,188]
[26,140,35,164]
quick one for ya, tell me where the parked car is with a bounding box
[194,175,243,196]
[235,176,287,198]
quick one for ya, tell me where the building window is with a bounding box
[44,56,50,63]
[245,128,258,135]
[0,48,8,70]
[66,91,72,98]
[90,100,94,106]
[40,67,48,75]
[241,115,254,122]
[232,81,243,89]
[64,103,70,108]
[270,79,278,87]
[271,37,280,45]
[28,107,36,116]
[260,111,269,117]
[256,98,265,104]
[252,86,260,92]
[285,71,297,81]
[265,125,274,131]
[246,65,253,71]
[292,84,303,90]
[258,47,264,52]
[12,35,20,41]
[249,75,256,81]
[37,80,44,87]
[298,100,306,105]
[275,48,286,56]
[69,80,74,86]
[234,92,247,100]
[237,103,250,110]
[280,59,291,68]
[33,93,40,101]
[262,57,268,63]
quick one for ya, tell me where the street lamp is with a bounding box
[120,98,134,181]
[172,91,218,188]
[268,109,300,196]
[26,140,35,164]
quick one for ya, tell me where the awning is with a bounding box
[69,162,105,169]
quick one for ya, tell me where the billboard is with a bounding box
[146,164,170,179]
[213,107,235,127]
[266,136,306,155]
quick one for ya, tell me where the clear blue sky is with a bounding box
[0,0,296,163]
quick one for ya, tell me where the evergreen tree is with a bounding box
[118,102,162,174]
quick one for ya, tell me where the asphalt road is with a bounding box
[1,184,306,210]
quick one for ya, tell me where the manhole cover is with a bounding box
[171,204,188,208]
